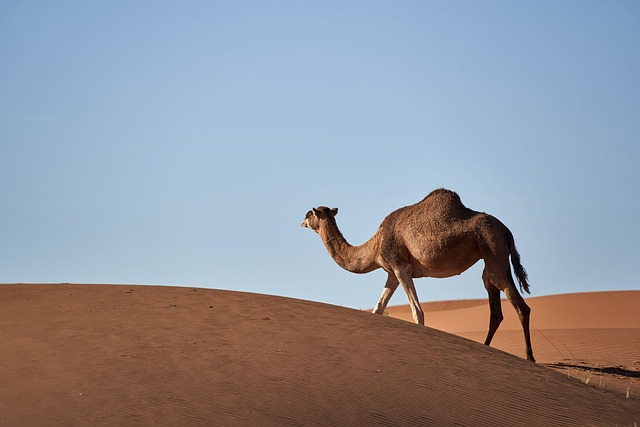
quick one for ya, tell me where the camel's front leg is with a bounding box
[395,264,424,325]
[372,272,400,315]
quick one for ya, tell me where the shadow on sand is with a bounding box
[545,362,640,379]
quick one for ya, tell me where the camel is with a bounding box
[301,188,535,362]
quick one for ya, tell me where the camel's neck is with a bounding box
[318,219,380,274]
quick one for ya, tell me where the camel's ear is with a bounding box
[330,208,338,217]
[312,207,320,216]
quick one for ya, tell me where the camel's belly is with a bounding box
[407,238,482,279]
[413,256,481,278]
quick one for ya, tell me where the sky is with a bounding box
[1,1,639,310]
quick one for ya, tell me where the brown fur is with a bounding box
[302,189,535,362]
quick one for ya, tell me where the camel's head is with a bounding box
[301,206,338,233]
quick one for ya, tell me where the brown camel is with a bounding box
[301,188,535,362]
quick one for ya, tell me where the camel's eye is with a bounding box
[306,210,313,219]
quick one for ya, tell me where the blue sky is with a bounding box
[2,1,639,309]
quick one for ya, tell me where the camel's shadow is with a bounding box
[545,362,640,379]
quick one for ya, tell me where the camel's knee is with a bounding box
[487,295,503,325]
[522,301,531,316]
[505,288,530,317]
[490,311,504,325]
[516,300,531,322]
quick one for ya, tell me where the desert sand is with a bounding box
[0,284,638,426]
[386,290,640,402]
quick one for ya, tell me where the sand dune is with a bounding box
[387,290,640,403]
[0,284,638,426]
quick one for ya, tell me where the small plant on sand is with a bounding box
[625,381,632,399]
[582,369,594,385]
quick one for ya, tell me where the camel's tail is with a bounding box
[507,228,530,294]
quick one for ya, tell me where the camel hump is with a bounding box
[422,188,464,206]
[417,188,470,217]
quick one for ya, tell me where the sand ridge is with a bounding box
[0,284,638,426]
[386,290,640,330]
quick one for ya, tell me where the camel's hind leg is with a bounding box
[504,284,535,362]
[484,264,535,362]
[482,269,503,347]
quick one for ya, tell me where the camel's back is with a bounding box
[381,189,480,239]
